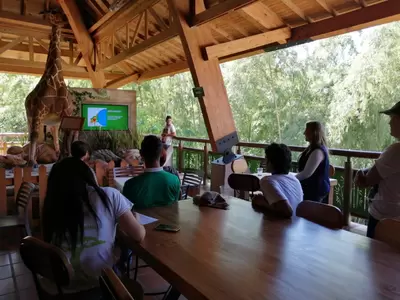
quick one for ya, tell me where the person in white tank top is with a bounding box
[355,101,400,238]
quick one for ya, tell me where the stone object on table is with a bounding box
[7,146,24,156]
[91,149,121,165]
[0,154,27,169]
[193,191,229,209]
[122,149,141,165]
[22,143,58,164]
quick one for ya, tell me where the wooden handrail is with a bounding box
[173,136,381,160]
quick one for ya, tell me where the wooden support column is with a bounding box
[57,0,106,88]
[168,0,238,153]
[343,158,353,227]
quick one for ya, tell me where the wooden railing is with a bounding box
[0,133,28,155]
[171,136,381,226]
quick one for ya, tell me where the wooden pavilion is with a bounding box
[0,0,398,152]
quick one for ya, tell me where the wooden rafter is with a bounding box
[241,2,285,29]
[314,0,337,15]
[28,36,34,61]
[206,27,291,59]
[131,13,144,47]
[58,0,106,88]
[279,0,308,21]
[97,28,177,70]
[291,0,400,41]
[106,72,139,88]
[92,0,160,42]
[192,0,258,26]
[149,7,168,30]
[0,36,26,56]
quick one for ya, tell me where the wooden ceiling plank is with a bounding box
[149,7,168,30]
[206,27,291,59]
[85,0,104,19]
[58,0,106,87]
[137,60,188,82]
[241,2,285,29]
[291,0,400,41]
[314,0,336,15]
[279,0,308,21]
[98,28,177,70]
[0,36,26,55]
[192,0,258,26]
[93,0,160,42]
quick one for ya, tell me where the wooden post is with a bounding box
[236,145,241,155]
[0,168,6,216]
[13,167,23,199]
[203,143,208,185]
[178,140,184,172]
[38,165,47,221]
[342,158,352,226]
[167,0,239,153]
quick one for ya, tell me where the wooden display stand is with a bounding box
[210,154,243,196]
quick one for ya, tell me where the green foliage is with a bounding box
[81,130,142,154]
[67,88,95,116]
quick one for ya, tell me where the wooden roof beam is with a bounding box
[206,27,291,59]
[57,0,106,88]
[92,0,160,42]
[105,72,139,88]
[97,28,178,70]
[291,0,400,41]
[0,57,121,80]
[192,0,259,26]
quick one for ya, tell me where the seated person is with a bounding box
[71,140,98,184]
[252,143,303,218]
[355,101,400,238]
[123,135,180,209]
[42,157,145,293]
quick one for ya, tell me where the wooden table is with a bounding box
[255,172,338,205]
[120,197,400,300]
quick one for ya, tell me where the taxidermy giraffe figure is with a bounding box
[25,9,73,165]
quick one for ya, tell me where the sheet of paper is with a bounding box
[137,213,158,225]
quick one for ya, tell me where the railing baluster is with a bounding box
[236,145,241,155]
[342,157,353,227]
[178,140,184,172]
[203,143,208,185]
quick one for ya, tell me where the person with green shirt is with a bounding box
[122,135,180,209]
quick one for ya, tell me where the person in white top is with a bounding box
[161,115,176,149]
[42,157,145,294]
[355,101,400,238]
[252,143,303,218]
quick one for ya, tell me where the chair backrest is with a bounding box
[110,166,144,187]
[227,173,260,199]
[16,181,36,211]
[99,268,137,300]
[182,170,203,186]
[20,236,73,295]
[296,200,343,229]
[329,164,335,177]
[231,158,249,174]
[375,218,400,250]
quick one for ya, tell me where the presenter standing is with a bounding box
[161,116,176,167]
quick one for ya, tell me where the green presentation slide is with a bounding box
[81,104,129,130]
